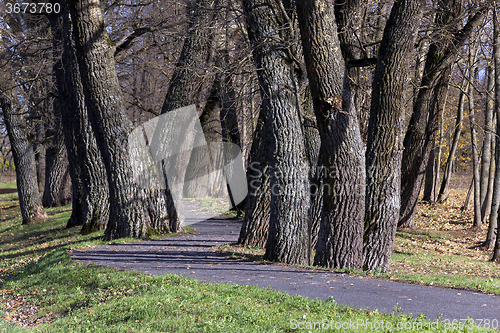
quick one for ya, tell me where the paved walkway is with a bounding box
[71,207,500,323]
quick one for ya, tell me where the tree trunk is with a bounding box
[433,86,449,200]
[69,0,169,239]
[491,7,500,261]
[0,71,48,224]
[461,176,474,211]
[218,50,244,216]
[362,0,423,272]
[481,66,495,222]
[296,0,365,269]
[400,61,453,228]
[334,0,365,134]
[238,110,271,248]
[43,117,72,207]
[486,131,498,248]
[157,0,220,232]
[303,102,322,252]
[485,133,496,225]
[413,40,429,107]
[423,148,436,202]
[49,7,109,232]
[469,63,482,229]
[34,121,46,197]
[244,0,310,265]
[437,83,467,202]
[183,81,224,199]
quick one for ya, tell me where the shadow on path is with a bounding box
[71,206,500,322]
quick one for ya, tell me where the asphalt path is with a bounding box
[71,202,500,324]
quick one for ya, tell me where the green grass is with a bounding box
[184,197,242,218]
[0,183,16,190]
[0,189,497,332]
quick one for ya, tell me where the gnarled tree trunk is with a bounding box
[362,0,423,272]
[296,0,365,269]
[0,72,48,224]
[69,0,169,239]
[244,0,310,265]
[238,110,271,248]
[49,7,109,232]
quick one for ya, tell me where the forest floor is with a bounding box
[0,176,499,331]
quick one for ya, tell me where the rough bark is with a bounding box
[491,6,500,261]
[423,148,436,202]
[334,0,363,62]
[238,78,318,251]
[334,0,365,129]
[244,0,310,265]
[69,0,169,239]
[42,118,72,208]
[296,0,365,269]
[481,66,495,222]
[49,7,109,232]
[303,100,322,251]
[399,0,489,228]
[362,0,423,272]
[34,121,46,197]
[469,64,482,229]
[158,0,220,232]
[0,73,48,224]
[238,110,271,248]
[413,40,429,106]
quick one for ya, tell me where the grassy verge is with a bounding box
[0,182,497,332]
[184,197,241,219]
[0,183,16,190]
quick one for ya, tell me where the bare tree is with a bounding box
[491,5,500,261]
[363,0,424,272]
[68,0,169,239]
[0,66,48,224]
[48,7,109,231]
[296,0,365,269]
[243,0,310,265]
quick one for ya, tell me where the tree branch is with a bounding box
[429,2,493,81]
[346,57,377,68]
[113,27,152,57]
[113,20,188,58]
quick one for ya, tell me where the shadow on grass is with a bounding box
[0,223,87,247]
[0,234,102,261]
